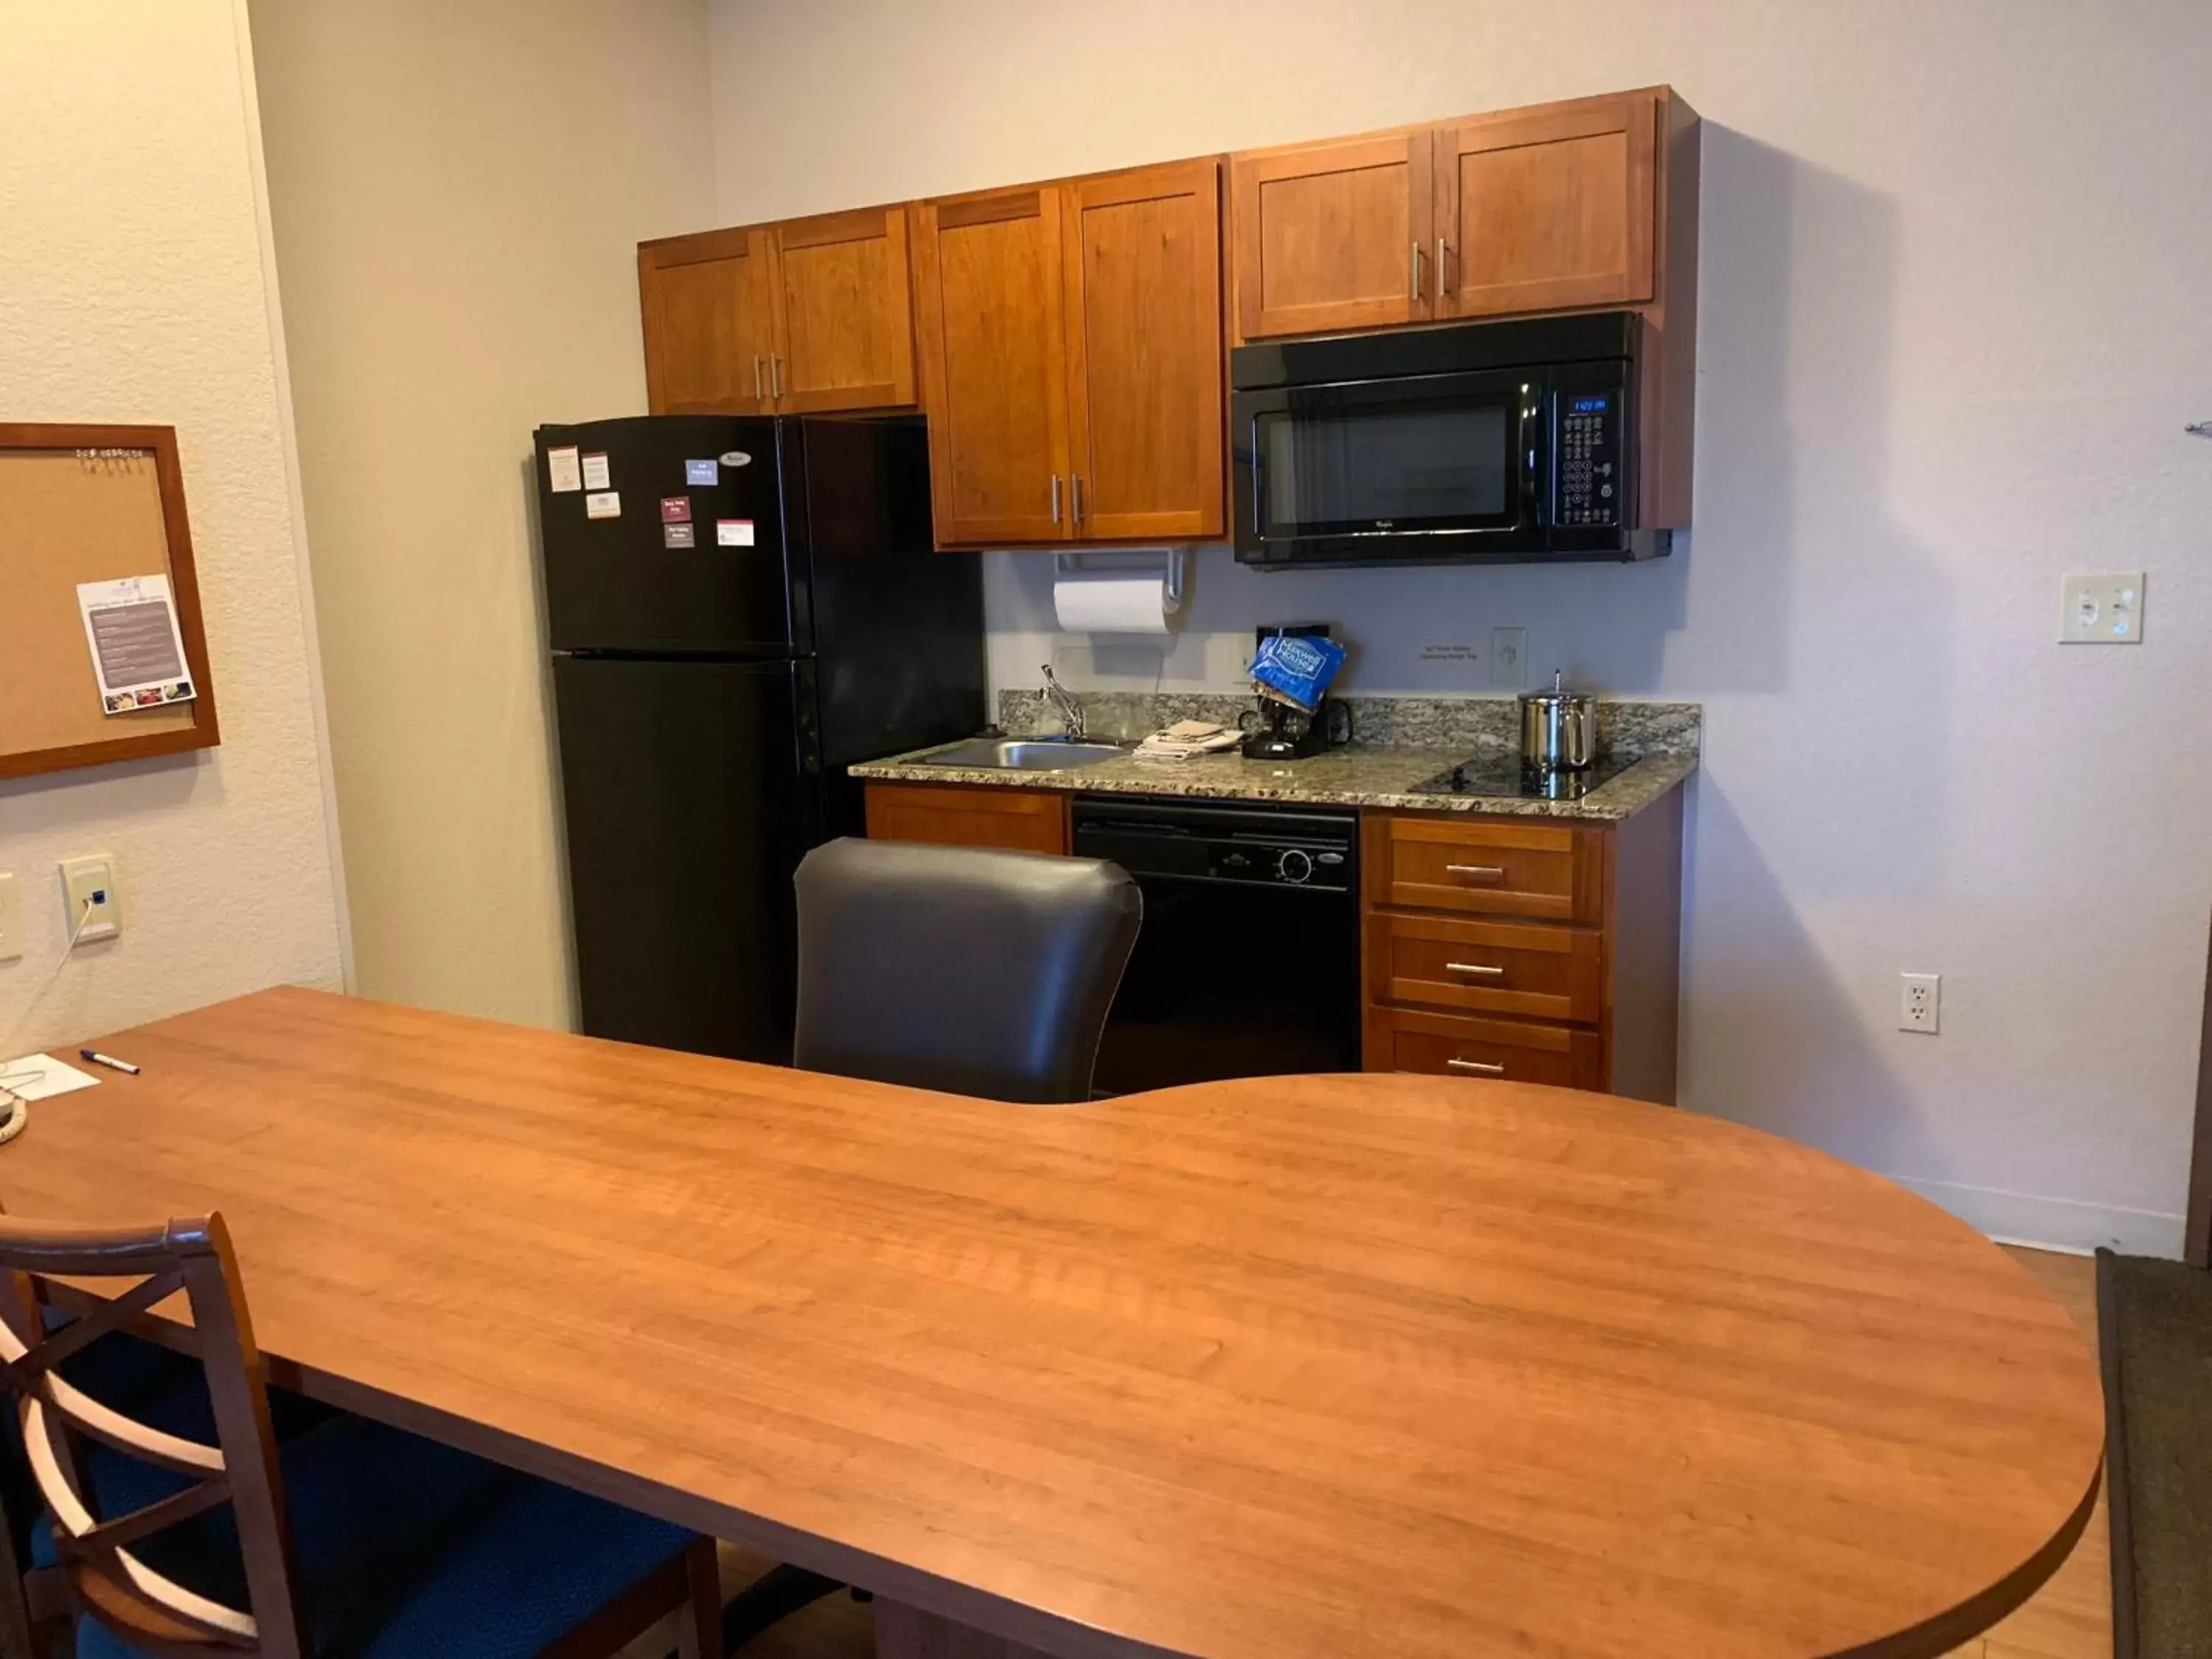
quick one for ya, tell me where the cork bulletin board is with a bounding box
[0,423,220,781]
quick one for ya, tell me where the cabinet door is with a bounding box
[1230,133,1431,341]
[911,189,1071,546]
[1060,159,1224,541]
[770,206,917,413]
[639,229,776,414]
[1433,91,1658,319]
[864,783,1068,855]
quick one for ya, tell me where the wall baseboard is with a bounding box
[1893,1173,2183,1259]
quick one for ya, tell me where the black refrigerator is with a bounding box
[535,414,984,1062]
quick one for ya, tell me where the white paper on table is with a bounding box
[0,1054,100,1102]
[77,574,197,714]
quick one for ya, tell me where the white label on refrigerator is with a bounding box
[716,518,754,546]
[546,445,582,493]
[585,490,621,520]
[580,451,612,490]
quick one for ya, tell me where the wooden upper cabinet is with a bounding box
[910,187,1072,546]
[641,208,917,416]
[1231,133,1432,342]
[1060,159,1225,541]
[1433,90,1659,319]
[639,229,776,414]
[769,206,917,412]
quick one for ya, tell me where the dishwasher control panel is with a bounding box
[1071,797,1357,893]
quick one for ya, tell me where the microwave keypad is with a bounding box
[1557,394,1619,527]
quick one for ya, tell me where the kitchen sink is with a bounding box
[916,739,1127,772]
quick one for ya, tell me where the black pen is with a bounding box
[79,1049,139,1076]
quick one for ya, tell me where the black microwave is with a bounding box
[1231,312,1666,567]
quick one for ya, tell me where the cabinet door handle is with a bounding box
[1051,474,1062,524]
[752,355,764,400]
[1443,863,1505,879]
[1072,474,1085,524]
[1447,1057,1506,1076]
[1410,240,1425,305]
[1436,236,1452,299]
[1444,961,1504,978]
[771,355,784,397]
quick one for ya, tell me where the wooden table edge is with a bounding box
[39,1283,1192,1659]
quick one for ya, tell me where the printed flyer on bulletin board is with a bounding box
[77,574,196,714]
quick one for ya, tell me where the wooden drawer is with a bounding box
[1364,813,1602,922]
[863,782,1069,855]
[1368,912,1602,1025]
[1366,1006,1603,1091]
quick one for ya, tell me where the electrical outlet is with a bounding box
[58,855,122,945]
[1899,972,1940,1034]
[0,874,19,963]
[2059,571,2145,644]
[1490,627,1528,687]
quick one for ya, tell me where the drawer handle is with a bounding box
[1443,863,1506,879]
[1447,1057,1506,1076]
[1444,961,1505,978]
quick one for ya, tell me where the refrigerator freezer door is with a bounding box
[551,654,820,1062]
[538,416,799,655]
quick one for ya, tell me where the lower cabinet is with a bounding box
[862,782,1069,856]
[860,779,1686,1103]
[1360,793,1684,1104]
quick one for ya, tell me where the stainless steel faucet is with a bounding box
[1040,664,1085,740]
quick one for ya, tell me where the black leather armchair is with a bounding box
[791,836,1142,1105]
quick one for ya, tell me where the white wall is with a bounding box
[709,0,2212,1251]
[248,0,717,1029]
[0,1,344,1056]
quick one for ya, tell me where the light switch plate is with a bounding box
[2060,571,2145,644]
[58,855,122,944]
[1490,627,1529,686]
[0,874,19,963]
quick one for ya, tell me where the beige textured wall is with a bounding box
[706,0,2212,1253]
[0,0,344,1054]
[248,0,717,1029]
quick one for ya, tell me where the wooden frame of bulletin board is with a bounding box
[0,422,221,781]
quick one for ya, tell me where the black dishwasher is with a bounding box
[1071,796,1360,1093]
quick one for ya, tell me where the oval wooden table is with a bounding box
[1,990,2101,1659]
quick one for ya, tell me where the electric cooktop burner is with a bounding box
[1407,753,1635,801]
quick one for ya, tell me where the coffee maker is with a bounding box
[1240,623,1350,759]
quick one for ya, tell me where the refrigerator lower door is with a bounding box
[552,655,820,1062]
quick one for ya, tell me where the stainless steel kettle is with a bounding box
[1519,670,1599,772]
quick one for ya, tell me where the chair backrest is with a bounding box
[793,838,1142,1103]
[0,1210,305,1658]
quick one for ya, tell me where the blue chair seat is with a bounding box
[50,1409,692,1659]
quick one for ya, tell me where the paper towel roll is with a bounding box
[1052,574,1173,635]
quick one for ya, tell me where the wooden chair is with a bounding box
[0,1209,719,1659]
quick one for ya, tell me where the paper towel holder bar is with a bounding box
[1053,546,1185,613]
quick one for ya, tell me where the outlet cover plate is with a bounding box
[1899,972,1941,1033]
[58,855,121,945]
[2060,571,2145,644]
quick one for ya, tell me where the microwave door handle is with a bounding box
[1519,384,1544,529]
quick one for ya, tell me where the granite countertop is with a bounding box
[850,740,1696,822]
